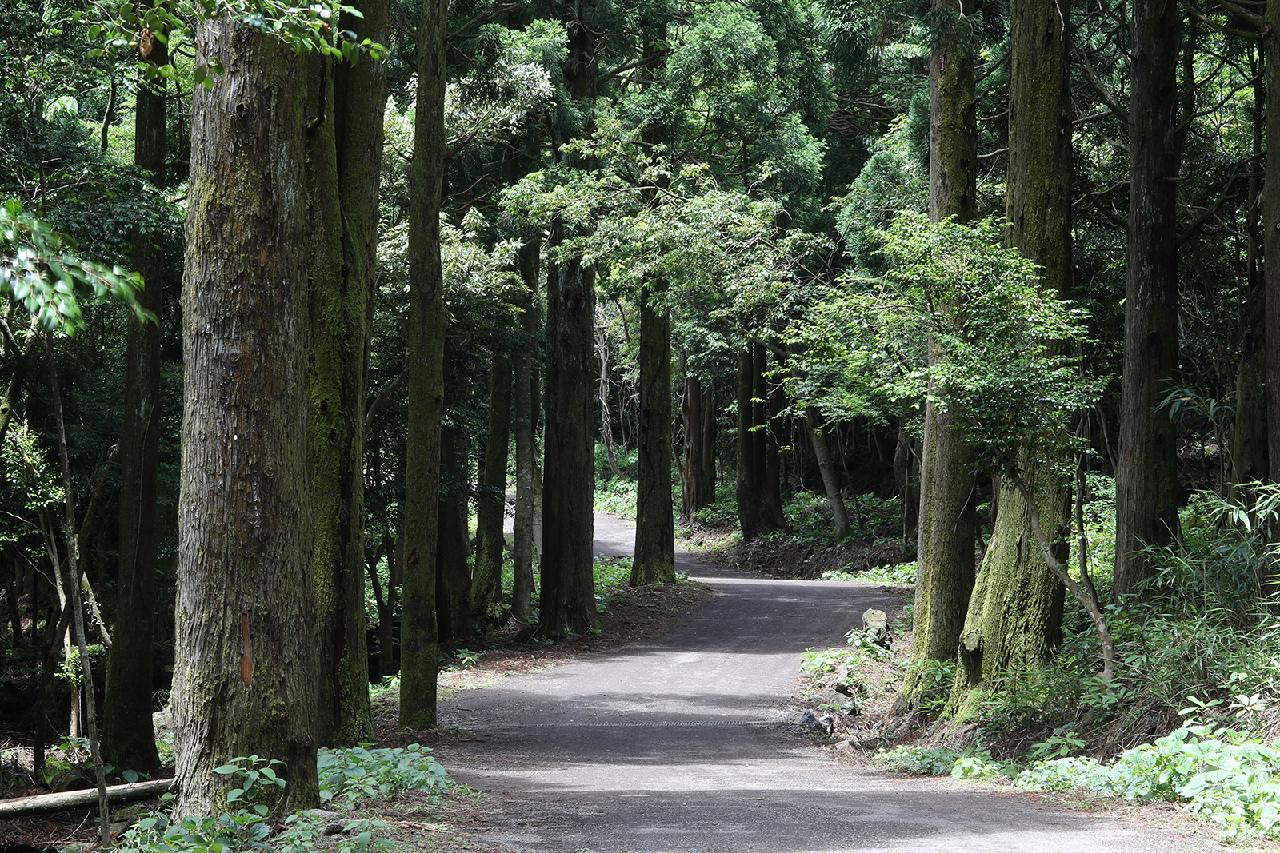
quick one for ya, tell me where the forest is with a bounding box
[3,0,1280,849]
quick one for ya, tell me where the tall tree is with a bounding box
[303,0,387,746]
[539,0,599,637]
[472,351,513,619]
[512,235,540,622]
[1265,0,1280,485]
[102,35,167,776]
[632,285,675,584]
[632,13,676,586]
[400,0,449,729]
[171,18,318,815]
[680,367,716,521]
[735,343,787,540]
[1114,0,1182,598]
[952,0,1070,712]
[902,0,978,706]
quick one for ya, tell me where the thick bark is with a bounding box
[680,369,716,520]
[103,41,166,776]
[539,2,598,637]
[172,18,318,816]
[1114,0,1182,597]
[435,409,470,647]
[512,238,539,623]
[803,406,850,539]
[950,0,1071,715]
[632,287,675,585]
[902,0,978,708]
[320,0,387,744]
[400,0,449,729]
[472,354,513,620]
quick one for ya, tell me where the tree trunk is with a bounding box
[949,0,1071,716]
[1264,0,1280,486]
[172,18,318,816]
[901,0,978,708]
[680,369,716,520]
[632,286,675,585]
[400,0,449,730]
[538,2,598,637]
[735,343,787,540]
[304,0,386,747]
[436,407,471,647]
[319,0,387,744]
[803,405,850,539]
[473,353,512,621]
[512,237,539,623]
[102,39,166,776]
[1233,57,1267,490]
[1114,0,1182,598]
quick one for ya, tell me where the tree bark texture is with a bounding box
[680,371,716,521]
[539,1,598,637]
[1114,0,1182,597]
[400,0,449,729]
[172,18,318,816]
[632,287,675,585]
[904,0,978,706]
[951,0,1071,715]
[103,38,167,776]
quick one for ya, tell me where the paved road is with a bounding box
[434,513,1217,853]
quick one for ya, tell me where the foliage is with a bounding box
[317,744,449,806]
[116,747,449,852]
[821,561,917,585]
[1,199,146,334]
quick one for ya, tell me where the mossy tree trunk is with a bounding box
[172,18,318,816]
[901,0,978,709]
[632,285,675,585]
[948,0,1071,716]
[1114,0,1182,598]
[299,0,386,747]
[539,0,598,637]
[102,35,167,777]
[400,0,449,729]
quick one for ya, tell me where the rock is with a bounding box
[797,709,835,736]
[861,608,890,646]
[301,808,347,835]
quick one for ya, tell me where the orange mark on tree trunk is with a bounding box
[240,613,253,685]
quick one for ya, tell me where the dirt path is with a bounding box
[433,513,1219,853]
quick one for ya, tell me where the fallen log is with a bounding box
[0,778,172,819]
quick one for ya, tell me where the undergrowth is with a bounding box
[821,478,1280,842]
[115,745,450,852]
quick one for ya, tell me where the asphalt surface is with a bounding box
[434,513,1219,853]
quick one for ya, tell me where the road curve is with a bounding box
[433,512,1219,853]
